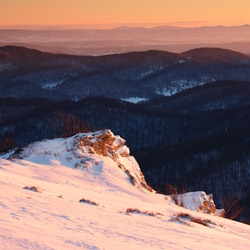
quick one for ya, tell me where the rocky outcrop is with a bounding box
[9,129,153,192]
[71,130,153,192]
[169,191,224,216]
[74,129,126,161]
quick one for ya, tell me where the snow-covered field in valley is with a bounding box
[0,130,250,250]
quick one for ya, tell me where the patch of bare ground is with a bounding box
[79,198,99,206]
[170,213,226,229]
[126,208,163,217]
[23,186,42,193]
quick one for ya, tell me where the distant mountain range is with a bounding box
[1,25,250,55]
[1,46,250,101]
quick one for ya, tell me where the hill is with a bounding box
[1,46,250,101]
[1,131,249,249]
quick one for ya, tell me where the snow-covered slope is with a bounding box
[0,130,250,250]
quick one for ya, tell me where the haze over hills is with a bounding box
[1,46,250,101]
[1,25,250,55]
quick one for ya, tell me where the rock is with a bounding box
[170,191,224,216]
[9,129,153,192]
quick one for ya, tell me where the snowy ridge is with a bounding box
[0,130,250,249]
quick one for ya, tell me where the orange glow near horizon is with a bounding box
[1,0,250,28]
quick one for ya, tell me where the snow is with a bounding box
[136,66,165,80]
[0,130,250,250]
[178,191,214,211]
[155,78,215,97]
[121,97,149,104]
[41,79,65,89]
[117,145,130,156]
[113,135,125,149]
[0,62,14,73]
[156,87,178,96]
[175,60,186,64]
[171,191,220,215]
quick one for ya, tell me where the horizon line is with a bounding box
[0,23,250,30]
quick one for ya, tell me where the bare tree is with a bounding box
[222,193,246,220]
[165,183,189,206]
[53,111,92,138]
[0,137,15,152]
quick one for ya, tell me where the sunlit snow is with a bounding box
[0,130,250,250]
[121,97,149,103]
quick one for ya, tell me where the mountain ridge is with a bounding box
[2,25,250,55]
[1,46,250,101]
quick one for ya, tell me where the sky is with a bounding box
[1,0,250,28]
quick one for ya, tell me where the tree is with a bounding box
[0,137,15,153]
[53,111,92,138]
[222,193,246,220]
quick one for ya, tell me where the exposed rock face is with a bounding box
[73,130,153,192]
[9,129,153,192]
[169,191,224,216]
[75,130,126,160]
